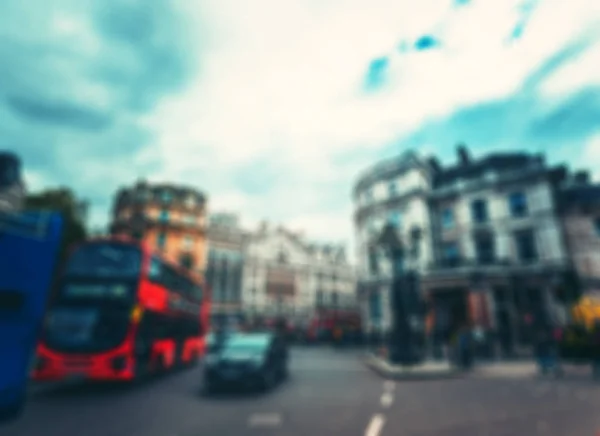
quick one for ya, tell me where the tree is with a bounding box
[25,188,88,268]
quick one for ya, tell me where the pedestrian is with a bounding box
[458,324,474,370]
[534,322,555,376]
[590,320,600,380]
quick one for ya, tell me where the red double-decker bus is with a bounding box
[33,236,209,382]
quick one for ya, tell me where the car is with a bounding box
[202,332,288,394]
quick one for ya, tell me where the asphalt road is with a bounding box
[3,348,600,436]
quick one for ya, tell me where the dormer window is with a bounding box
[277,250,288,264]
[161,190,172,203]
[185,195,196,209]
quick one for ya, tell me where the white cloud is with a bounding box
[131,0,599,251]
[582,134,600,181]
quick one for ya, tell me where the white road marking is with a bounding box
[380,392,394,408]
[248,413,282,428]
[365,414,386,436]
[383,381,395,392]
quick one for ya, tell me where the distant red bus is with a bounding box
[306,310,362,343]
[33,236,209,382]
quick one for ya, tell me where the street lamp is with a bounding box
[375,222,423,365]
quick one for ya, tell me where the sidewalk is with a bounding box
[364,353,463,380]
[473,360,594,379]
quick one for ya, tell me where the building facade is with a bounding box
[110,180,208,274]
[242,222,357,325]
[353,151,434,333]
[559,175,600,295]
[205,213,248,323]
[354,146,575,354]
[0,151,25,213]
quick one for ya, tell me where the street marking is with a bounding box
[366,414,385,436]
[380,392,394,408]
[248,413,282,428]
[383,381,395,392]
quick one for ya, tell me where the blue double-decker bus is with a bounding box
[0,209,63,423]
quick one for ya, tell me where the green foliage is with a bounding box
[25,188,87,266]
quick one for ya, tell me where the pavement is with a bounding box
[364,353,462,380]
[2,347,600,436]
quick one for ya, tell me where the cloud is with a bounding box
[581,134,600,181]
[4,0,600,258]
[0,0,200,212]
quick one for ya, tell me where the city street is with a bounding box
[3,348,600,436]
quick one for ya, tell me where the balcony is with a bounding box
[111,214,206,234]
[425,256,567,278]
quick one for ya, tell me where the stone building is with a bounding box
[242,222,356,325]
[205,213,248,324]
[109,180,208,274]
[353,145,575,354]
[559,173,600,295]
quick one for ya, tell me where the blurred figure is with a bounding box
[591,320,600,380]
[535,321,560,376]
[458,324,474,370]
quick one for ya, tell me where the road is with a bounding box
[3,348,600,436]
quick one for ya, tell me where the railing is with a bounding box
[426,257,566,275]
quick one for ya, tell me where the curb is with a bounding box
[363,354,465,381]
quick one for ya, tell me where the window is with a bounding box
[316,290,324,305]
[149,256,162,280]
[157,232,167,249]
[369,292,381,322]
[368,248,379,275]
[388,181,397,197]
[277,250,288,264]
[594,218,600,237]
[179,253,194,270]
[364,189,373,203]
[515,229,538,262]
[135,190,150,202]
[182,214,195,225]
[471,199,489,224]
[474,233,495,265]
[182,235,194,250]
[161,190,172,203]
[508,192,528,217]
[441,208,455,229]
[159,210,169,223]
[65,243,142,278]
[332,291,339,306]
[185,195,196,209]
[389,211,402,228]
[442,242,460,266]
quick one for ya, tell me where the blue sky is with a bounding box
[2,0,600,249]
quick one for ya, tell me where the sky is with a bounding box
[2,0,600,253]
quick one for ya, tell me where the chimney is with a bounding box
[457,143,470,166]
[428,157,441,173]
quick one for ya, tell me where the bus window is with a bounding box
[65,243,141,278]
[148,256,162,281]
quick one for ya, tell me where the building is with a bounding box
[205,213,248,324]
[110,180,208,274]
[353,150,433,334]
[353,145,574,354]
[559,172,600,295]
[0,151,25,213]
[242,222,356,325]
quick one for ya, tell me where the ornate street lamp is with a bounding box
[375,223,423,365]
